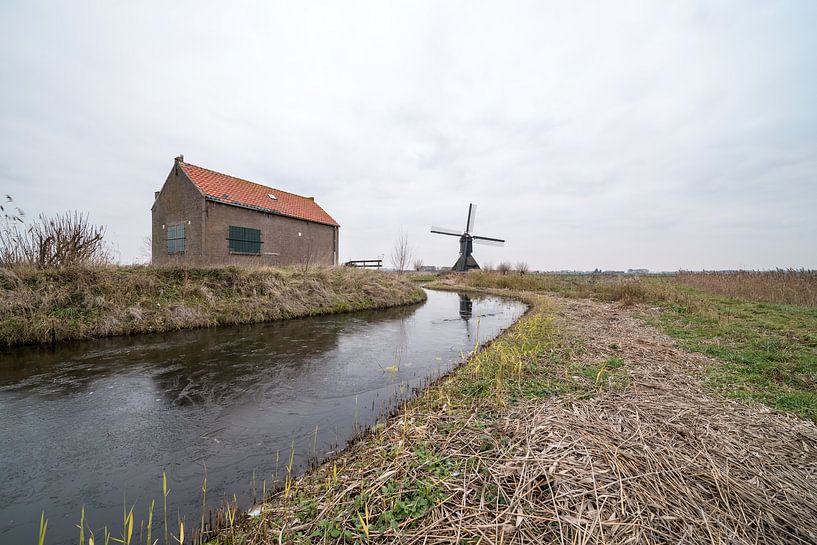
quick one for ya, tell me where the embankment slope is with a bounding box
[0,266,425,346]
[218,277,817,544]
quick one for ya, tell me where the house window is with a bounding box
[167,223,185,254]
[228,226,262,254]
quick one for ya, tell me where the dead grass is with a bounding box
[256,392,816,544]
[0,265,425,346]
[458,270,693,308]
[210,287,817,545]
[678,269,817,307]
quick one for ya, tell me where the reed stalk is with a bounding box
[162,472,169,545]
[146,500,154,545]
[77,505,85,545]
[174,518,184,545]
[199,466,207,538]
[37,512,47,545]
[284,441,295,498]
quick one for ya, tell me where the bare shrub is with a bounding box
[497,261,511,275]
[390,231,412,273]
[0,195,25,266]
[483,262,494,272]
[138,235,152,264]
[1,207,110,269]
[516,261,529,275]
[1,195,24,222]
[298,236,315,278]
[413,259,424,271]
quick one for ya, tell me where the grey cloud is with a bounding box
[1,0,815,271]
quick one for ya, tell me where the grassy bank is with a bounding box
[458,271,817,420]
[208,279,817,544]
[0,266,425,347]
[212,289,626,544]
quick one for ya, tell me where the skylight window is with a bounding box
[267,193,278,201]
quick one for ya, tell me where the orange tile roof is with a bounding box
[179,161,339,227]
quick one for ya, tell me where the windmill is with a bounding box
[431,203,505,272]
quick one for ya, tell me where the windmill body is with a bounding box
[431,203,505,271]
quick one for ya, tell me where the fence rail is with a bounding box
[343,259,383,269]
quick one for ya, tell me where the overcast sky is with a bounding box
[1,1,815,271]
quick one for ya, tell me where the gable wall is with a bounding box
[151,165,205,265]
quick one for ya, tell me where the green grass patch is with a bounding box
[456,272,817,421]
[425,290,631,405]
[405,272,440,283]
[569,356,631,392]
[652,295,817,420]
[444,306,620,404]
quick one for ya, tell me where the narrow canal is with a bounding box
[0,289,526,544]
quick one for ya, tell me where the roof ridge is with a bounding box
[176,160,339,227]
[181,161,316,202]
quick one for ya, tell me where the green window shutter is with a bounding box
[167,223,186,254]
[228,226,262,254]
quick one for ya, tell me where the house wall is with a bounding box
[203,200,338,267]
[151,165,204,266]
[152,162,339,267]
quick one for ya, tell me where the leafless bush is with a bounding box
[483,261,494,272]
[516,261,529,275]
[390,231,412,273]
[1,202,110,268]
[413,259,424,271]
[1,195,24,222]
[298,236,315,278]
[138,235,152,264]
[497,261,511,275]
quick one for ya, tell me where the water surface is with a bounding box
[0,289,525,544]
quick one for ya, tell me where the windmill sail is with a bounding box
[466,203,477,233]
[430,202,505,271]
[473,238,505,247]
[430,226,461,236]
[472,234,504,243]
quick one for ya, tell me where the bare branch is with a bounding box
[390,231,412,273]
[1,205,110,268]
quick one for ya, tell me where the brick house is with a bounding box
[151,156,339,266]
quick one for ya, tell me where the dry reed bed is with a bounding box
[289,392,817,544]
[0,266,425,346]
[678,270,817,307]
[472,394,812,544]
[231,291,817,545]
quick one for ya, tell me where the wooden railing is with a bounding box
[343,259,383,269]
